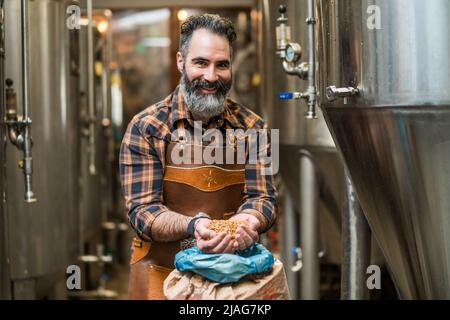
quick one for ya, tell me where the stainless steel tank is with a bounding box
[262,0,346,247]
[0,0,11,299]
[0,113,9,298]
[317,0,450,299]
[3,0,80,298]
[257,0,346,299]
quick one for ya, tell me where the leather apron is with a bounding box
[127,121,246,299]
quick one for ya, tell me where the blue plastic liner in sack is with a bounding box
[173,243,275,284]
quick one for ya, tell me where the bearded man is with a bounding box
[119,13,277,300]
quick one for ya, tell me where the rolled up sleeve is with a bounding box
[119,121,168,241]
[237,127,278,233]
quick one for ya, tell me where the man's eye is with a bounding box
[196,61,207,67]
[217,63,229,69]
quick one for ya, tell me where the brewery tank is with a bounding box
[317,0,450,299]
[257,0,347,298]
[2,0,80,298]
[0,0,10,299]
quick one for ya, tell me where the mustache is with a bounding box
[191,78,229,93]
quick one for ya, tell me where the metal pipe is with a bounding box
[282,190,299,300]
[102,22,112,131]
[3,4,35,203]
[281,59,298,76]
[282,60,309,79]
[299,149,319,299]
[0,0,4,106]
[105,10,113,129]
[275,4,289,55]
[276,2,317,119]
[7,126,21,148]
[101,11,111,124]
[21,0,29,121]
[20,0,35,203]
[305,0,316,119]
[341,171,371,300]
[101,71,108,121]
[87,0,96,175]
[105,31,115,164]
[5,80,23,148]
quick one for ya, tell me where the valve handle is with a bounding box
[279,92,294,100]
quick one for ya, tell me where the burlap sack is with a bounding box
[163,260,290,300]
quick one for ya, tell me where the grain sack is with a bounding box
[164,260,290,300]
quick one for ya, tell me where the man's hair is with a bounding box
[179,13,237,59]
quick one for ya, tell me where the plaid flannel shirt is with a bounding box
[119,85,277,241]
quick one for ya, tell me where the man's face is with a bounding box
[177,29,233,120]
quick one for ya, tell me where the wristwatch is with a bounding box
[187,212,211,237]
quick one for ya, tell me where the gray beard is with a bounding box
[181,72,230,120]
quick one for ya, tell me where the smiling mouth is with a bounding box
[200,88,217,94]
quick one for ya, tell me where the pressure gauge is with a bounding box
[285,42,302,63]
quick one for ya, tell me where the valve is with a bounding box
[326,86,359,101]
[278,92,308,100]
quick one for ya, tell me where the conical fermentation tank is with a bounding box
[317,0,450,299]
